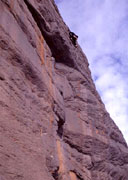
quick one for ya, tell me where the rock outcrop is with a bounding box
[0,0,128,179]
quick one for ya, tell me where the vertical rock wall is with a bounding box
[0,0,128,179]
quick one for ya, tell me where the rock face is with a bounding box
[0,0,128,179]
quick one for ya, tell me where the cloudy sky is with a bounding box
[55,0,128,144]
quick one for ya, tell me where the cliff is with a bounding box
[0,0,128,179]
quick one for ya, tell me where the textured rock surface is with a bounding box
[0,0,128,179]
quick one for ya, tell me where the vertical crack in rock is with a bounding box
[23,0,74,67]
[52,166,59,180]
[23,0,93,84]
[53,103,65,138]
[23,0,49,32]
[69,171,86,180]
[0,74,5,81]
[56,116,65,138]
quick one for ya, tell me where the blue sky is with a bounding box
[55,0,128,144]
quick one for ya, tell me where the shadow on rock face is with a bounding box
[23,0,75,67]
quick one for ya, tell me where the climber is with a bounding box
[69,31,78,47]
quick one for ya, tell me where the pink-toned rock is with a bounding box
[0,0,128,179]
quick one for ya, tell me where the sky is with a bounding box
[55,0,128,144]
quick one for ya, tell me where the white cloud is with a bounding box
[55,0,128,144]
